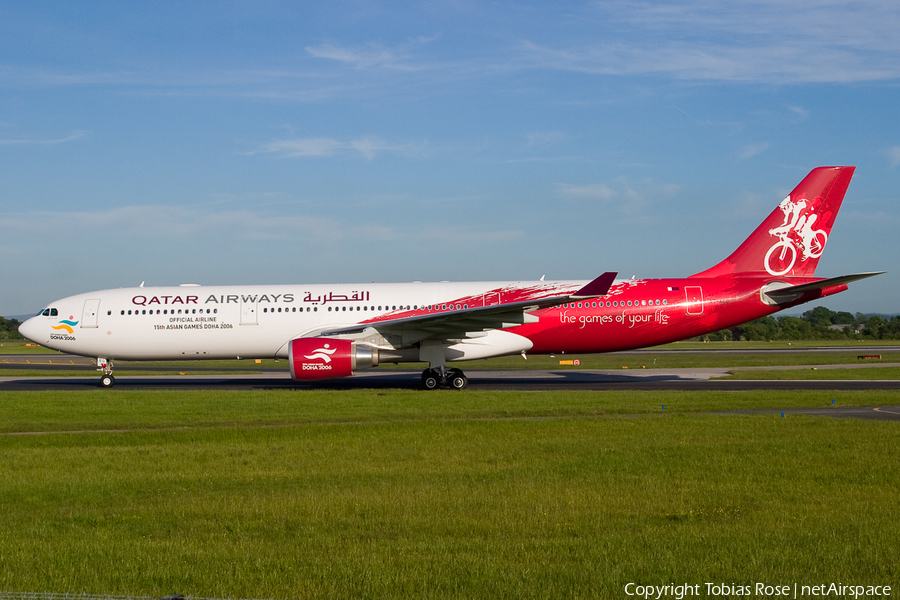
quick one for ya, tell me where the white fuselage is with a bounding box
[19,280,585,361]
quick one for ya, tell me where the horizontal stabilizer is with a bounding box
[571,272,618,299]
[764,272,883,303]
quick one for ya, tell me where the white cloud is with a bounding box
[306,44,399,69]
[889,146,900,169]
[787,105,809,119]
[305,42,423,72]
[256,137,344,158]
[0,130,87,145]
[516,1,900,84]
[0,206,344,243]
[415,227,523,244]
[2,1,896,106]
[557,178,679,218]
[253,135,425,160]
[0,205,515,248]
[519,39,899,83]
[524,131,567,147]
[738,142,771,161]
[557,183,616,201]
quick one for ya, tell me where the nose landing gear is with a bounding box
[421,367,468,390]
[98,358,115,388]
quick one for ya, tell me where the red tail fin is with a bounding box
[693,166,855,278]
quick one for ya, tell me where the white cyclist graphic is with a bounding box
[304,343,337,363]
[765,194,828,276]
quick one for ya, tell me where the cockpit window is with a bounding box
[40,308,58,317]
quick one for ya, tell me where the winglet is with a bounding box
[571,272,617,299]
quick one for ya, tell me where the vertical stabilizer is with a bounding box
[692,166,855,278]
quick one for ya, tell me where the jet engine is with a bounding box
[288,338,379,380]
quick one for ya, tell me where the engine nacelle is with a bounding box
[288,338,378,381]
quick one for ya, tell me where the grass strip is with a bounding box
[722,367,900,380]
[0,396,896,599]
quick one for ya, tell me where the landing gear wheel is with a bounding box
[449,370,468,390]
[422,369,440,390]
[100,374,115,388]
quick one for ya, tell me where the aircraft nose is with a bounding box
[18,317,43,344]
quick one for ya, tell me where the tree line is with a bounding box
[702,306,900,341]
[0,316,23,340]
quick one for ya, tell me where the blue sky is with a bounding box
[2,0,898,316]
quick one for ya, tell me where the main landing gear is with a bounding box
[421,367,468,390]
[98,358,115,388]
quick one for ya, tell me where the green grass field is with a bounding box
[1,389,898,599]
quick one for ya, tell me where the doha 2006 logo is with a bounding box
[50,318,79,340]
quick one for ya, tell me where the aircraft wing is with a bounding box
[764,272,884,303]
[317,272,617,345]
